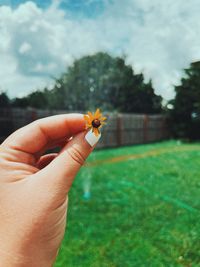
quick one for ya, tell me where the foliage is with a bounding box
[11,52,162,113]
[11,97,29,108]
[48,52,162,113]
[171,61,200,139]
[55,141,200,267]
[0,92,10,107]
[12,90,49,109]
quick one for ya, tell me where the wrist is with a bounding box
[0,245,54,267]
[0,246,26,267]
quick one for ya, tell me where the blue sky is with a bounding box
[1,0,107,17]
[1,0,200,100]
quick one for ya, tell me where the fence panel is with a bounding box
[0,108,169,148]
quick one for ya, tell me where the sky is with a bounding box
[1,0,200,100]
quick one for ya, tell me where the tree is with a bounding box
[12,90,48,109]
[172,61,200,139]
[27,90,48,109]
[11,52,162,113]
[12,97,29,108]
[0,92,10,107]
[49,52,162,113]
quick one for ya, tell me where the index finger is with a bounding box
[2,114,85,154]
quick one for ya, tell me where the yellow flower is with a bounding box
[84,108,107,136]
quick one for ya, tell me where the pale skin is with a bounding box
[0,114,94,267]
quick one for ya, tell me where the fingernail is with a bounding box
[85,129,101,147]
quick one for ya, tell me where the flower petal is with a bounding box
[84,115,90,123]
[94,108,101,118]
[88,111,94,120]
[86,123,91,129]
[93,128,99,136]
[100,116,107,121]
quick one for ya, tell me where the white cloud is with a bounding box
[19,42,32,54]
[1,0,200,99]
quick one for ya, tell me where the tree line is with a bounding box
[1,52,200,139]
[1,52,162,113]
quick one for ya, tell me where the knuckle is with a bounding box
[67,145,86,166]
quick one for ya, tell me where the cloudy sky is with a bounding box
[1,0,200,100]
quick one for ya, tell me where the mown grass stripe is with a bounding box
[86,145,200,166]
[120,180,199,213]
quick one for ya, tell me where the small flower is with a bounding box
[84,108,107,136]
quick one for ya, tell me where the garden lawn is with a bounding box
[54,141,200,267]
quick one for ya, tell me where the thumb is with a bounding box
[35,129,100,194]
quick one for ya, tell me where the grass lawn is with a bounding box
[54,141,200,267]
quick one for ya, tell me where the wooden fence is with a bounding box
[0,108,169,148]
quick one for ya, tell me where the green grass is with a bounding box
[54,141,200,267]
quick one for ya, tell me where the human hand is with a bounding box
[0,114,98,267]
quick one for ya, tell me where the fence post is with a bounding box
[143,114,149,143]
[26,108,38,123]
[116,114,122,146]
[161,116,167,139]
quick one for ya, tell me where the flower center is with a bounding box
[92,119,101,128]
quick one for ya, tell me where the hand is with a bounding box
[0,114,95,267]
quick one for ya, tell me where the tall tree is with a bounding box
[12,90,48,109]
[11,52,162,113]
[49,52,162,113]
[0,92,10,107]
[172,61,200,139]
